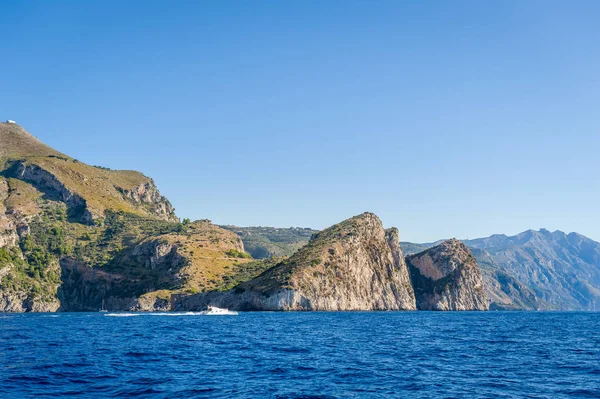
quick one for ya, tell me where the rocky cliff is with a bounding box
[0,179,19,248]
[1,122,178,224]
[179,213,417,311]
[406,239,489,311]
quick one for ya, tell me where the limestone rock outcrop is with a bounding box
[406,239,489,310]
[0,179,19,248]
[116,181,178,223]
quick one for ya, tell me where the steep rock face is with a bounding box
[11,162,96,223]
[1,177,43,236]
[7,160,177,224]
[384,227,416,307]
[0,179,19,247]
[406,239,489,311]
[179,213,417,311]
[117,181,178,223]
[128,239,186,270]
[0,291,61,312]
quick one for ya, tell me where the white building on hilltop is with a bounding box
[6,120,16,124]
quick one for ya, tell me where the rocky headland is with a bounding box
[178,213,417,311]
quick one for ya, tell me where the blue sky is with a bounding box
[1,1,599,242]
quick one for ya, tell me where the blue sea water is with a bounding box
[0,312,599,398]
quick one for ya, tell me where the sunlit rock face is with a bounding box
[406,239,489,311]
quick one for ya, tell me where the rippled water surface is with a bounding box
[1,312,599,398]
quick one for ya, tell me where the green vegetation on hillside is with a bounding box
[222,226,317,259]
[0,205,65,303]
[0,245,60,303]
[225,249,251,259]
[216,257,283,292]
[74,210,185,267]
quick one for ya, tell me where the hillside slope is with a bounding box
[1,122,177,224]
[0,122,64,159]
[0,122,253,311]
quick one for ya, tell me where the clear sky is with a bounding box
[1,1,599,242]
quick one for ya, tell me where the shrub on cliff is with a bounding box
[225,249,251,259]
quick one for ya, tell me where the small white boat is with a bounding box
[99,300,108,313]
[202,305,238,316]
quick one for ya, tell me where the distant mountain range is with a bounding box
[402,229,600,310]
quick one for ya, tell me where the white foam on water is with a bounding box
[147,312,204,316]
[104,313,140,317]
[103,312,208,317]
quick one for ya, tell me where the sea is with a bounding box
[0,311,598,398]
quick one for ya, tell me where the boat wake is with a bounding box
[201,306,239,316]
[104,313,140,317]
[103,311,236,317]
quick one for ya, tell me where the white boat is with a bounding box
[99,299,108,313]
[202,305,238,316]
